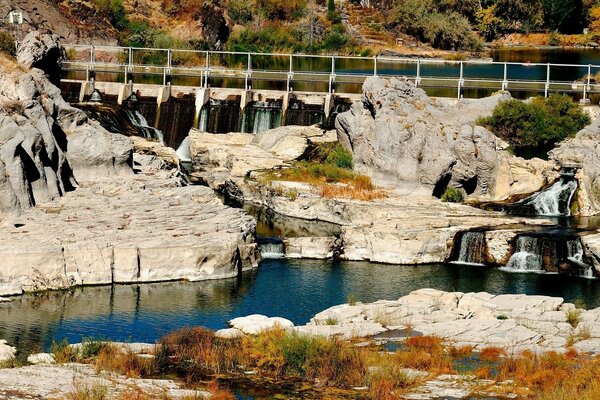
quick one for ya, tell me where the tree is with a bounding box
[494,0,543,33]
[542,0,584,33]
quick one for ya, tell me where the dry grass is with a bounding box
[95,344,152,378]
[206,381,236,400]
[479,346,507,362]
[261,162,386,201]
[67,380,108,400]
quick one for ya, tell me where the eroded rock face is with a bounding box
[335,77,556,199]
[0,175,259,296]
[0,35,133,213]
[16,31,66,85]
[550,119,600,216]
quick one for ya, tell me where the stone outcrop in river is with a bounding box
[550,118,600,216]
[0,32,259,295]
[335,77,558,200]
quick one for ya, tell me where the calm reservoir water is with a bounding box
[2,258,599,354]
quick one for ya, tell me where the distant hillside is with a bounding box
[4,0,600,55]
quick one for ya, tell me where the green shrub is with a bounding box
[227,0,254,24]
[441,187,464,203]
[0,31,15,56]
[80,338,107,359]
[325,144,353,169]
[256,0,307,20]
[95,0,128,30]
[477,94,591,148]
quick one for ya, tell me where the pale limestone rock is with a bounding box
[295,322,387,339]
[0,340,16,363]
[0,175,258,295]
[215,328,245,339]
[27,353,55,365]
[284,236,336,259]
[229,314,294,335]
[0,363,208,399]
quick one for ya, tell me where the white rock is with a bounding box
[215,328,245,339]
[0,340,16,363]
[229,314,294,335]
[27,353,55,365]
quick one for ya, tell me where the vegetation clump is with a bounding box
[477,94,590,149]
[261,143,384,201]
[441,187,464,203]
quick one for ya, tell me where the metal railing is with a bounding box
[62,44,600,100]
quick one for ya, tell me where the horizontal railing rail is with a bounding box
[62,44,600,100]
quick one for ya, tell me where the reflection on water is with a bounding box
[2,259,600,353]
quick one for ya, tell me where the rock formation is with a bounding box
[16,31,66,84]
[550,119,600,216]
[335,77,558,200]
[0,32,133,214]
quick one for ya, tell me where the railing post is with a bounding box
[204,51,210,88]
[545,63,550,98]
[128,47,133,67]
[457,61,464,99]
[502,62,508,91]
[416,59,421,86]
[584,64,592,103]
[289,54,293,73]
[373,56,377,76]
[90,45,95,64]
[167,49,172,69]
[331,56,335,75]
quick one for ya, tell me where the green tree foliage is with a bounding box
[256,0,307,20]
[477,94,591,148]
[387,0,483,51]
[227,0,254,24]
[542,0,584,34]
[95,0,129,30]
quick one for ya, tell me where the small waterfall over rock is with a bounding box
[124,109,164,143]
[242,101,283,134]
[451,231,487,266]
[156,97,195,149]
[258,238,285,259]
[504,236,546,272]
[509,172,578,217]
[503,233,595,278]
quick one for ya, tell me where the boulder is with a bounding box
[27,353,55,365]
[17,31,66,84]
[335,77,554,199]
[550,119,600,216]
[0,340,16,363]
[229,314,294,335]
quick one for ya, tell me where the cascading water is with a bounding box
[566,240,595,279]
[176,136,191,162]
[124,109,164,144]
[242,101,283,134]
[285,100,324,127]
[506,171,578,217]
[258,238,285,259]
[451,231,487,266]
[503,233,595,278]
[504,236,545,272]
[198,100,242,133]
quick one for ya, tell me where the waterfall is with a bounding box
[451,231,487,266]
[259,238,285,259]
[198,100,242,133]
[503,236,545,272]
[176,136,191,162]
[517,177,578,217]
[567,239,595,279]
[243,102,283,134]
[124,109,164,144]
[285,100,324,127]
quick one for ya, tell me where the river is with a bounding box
[1,258,599,355]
